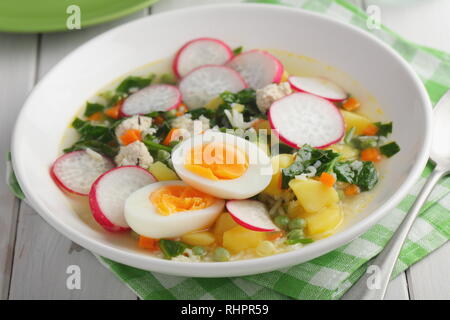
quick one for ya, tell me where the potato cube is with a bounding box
[328,144,359,161]
[181,231,216,246]
[223,226,266,253]
[288,178,339,213]
[263,153,295,197]
[213,212,238,243]
[304,203,343,236]
[341,110,373,135]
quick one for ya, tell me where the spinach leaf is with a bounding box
[351,135,379,150]
[380,142,400,157]
[334,160,378,191]
[84,102,104,117]
[218,89,264,121]
[116,74,156,95]
[374,122,392,137]
[159,73,177,85]
[159,239,187,259]
[72,118,114,143]
[233,46,243,55]
[63,140,118,158]
[333,162,355,184]
[212,104,233,128]
[187,107,214,120]
[271,142,296,156]
[281,145,340,188]
[6,152,25,200]
[355,161,378,191]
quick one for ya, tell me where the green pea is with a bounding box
[287,229,304,241]
[213,247,230,262]
[192,246,206,256]
[157,149,171,162]
[274,215,290,229]
[288,218,306,231]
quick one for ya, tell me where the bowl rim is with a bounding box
[11,3,432,277]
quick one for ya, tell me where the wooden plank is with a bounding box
[9,203,137,299]
[384,273,409,300]
[407,242,450,300]
[8,11,149,300]
[0,33,38,299]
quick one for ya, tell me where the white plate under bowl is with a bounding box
[12,3,432,277]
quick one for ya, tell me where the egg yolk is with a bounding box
[184,142,249,180]
[150,185,216,216]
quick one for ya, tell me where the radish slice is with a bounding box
[226,50,283,89]
[179,65,247,109]
[226,200,278,232]
[51,150,115,196]
[173,37,233,78]
[268,92,345,149]
[89,166,157,232]
[120,84,181,117]
[289,76,347,102]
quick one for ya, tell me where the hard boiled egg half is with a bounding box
[171,131,272,199]
[124,180,225,238]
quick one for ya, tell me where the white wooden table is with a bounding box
[1,0,449,300]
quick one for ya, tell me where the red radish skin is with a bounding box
[50,150,115,196]
[226,200,278,232]
[173,37,233,78]
[226,50,284,89]
[179,65,247,110]
[288,76,347,102]
[120,84,182,117]
[268,93,345,149]
[89,166,157,232]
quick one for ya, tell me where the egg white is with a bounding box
[124,180,225,238]
[171,131,272,199]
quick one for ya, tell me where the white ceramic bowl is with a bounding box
[12,3,432,277]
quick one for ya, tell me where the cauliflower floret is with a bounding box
[114,141,153,169]
[115,115,156,143]
[256,82,292,113]
[170,114,210,136]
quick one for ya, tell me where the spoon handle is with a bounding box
[342,168,447,300]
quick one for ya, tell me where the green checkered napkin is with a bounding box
[9,0,450,300]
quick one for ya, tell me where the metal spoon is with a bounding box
[342,90,450,300]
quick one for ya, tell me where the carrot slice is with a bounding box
[138,236,159,251]
[319,172,336,187]
[266,231,283,241]
[87,112,102,121]
[342,97,360,111]
[344,184,360,196]
[104,100,123,119]
[120,129,142,146]
[163,128,180,146]
[175,104,187,117]
[360,147,381,162]
[362,124,379,136]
